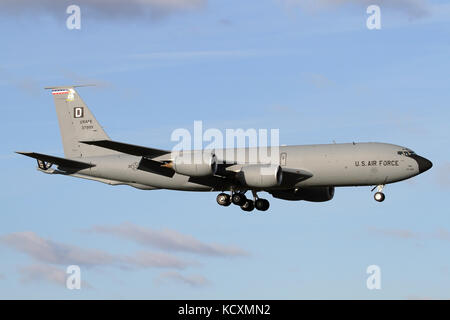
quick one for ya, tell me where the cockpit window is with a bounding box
[397,150,416,156]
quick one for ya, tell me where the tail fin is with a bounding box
[46,85,116,158]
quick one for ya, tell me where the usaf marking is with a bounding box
[355,160,400,167]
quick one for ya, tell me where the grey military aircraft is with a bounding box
[17,86,432,212]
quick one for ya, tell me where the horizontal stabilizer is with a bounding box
[16,152,95,169]
[80,140,169,159]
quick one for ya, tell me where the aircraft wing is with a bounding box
[80,140,170,159]
[16,152,95,169]
[78,139,313,186]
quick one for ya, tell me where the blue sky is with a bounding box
[0,0,449,299]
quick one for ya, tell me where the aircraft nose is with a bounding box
[414,155,433,173]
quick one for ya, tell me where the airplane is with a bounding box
[17,86,432,212]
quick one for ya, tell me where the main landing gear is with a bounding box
[372,185,386,202]
[216,190,270,212]
[216,193,231,206]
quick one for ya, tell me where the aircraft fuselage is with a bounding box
[72,142,432,191]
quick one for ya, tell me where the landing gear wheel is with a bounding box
[255,199,270,211]
[216,193,231,206]
[374,192,385,202]
[232,193,247,206]
[240,199,255,212]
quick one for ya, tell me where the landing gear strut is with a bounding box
[372,185,386,202]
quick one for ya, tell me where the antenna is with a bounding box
[44,84,96,90]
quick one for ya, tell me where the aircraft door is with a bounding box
[280,152,287,167]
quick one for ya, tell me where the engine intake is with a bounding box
[170,153,218,177]
[238,164,282,188]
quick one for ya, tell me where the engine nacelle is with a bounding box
[237,164,282,188]
[271,187,335,202]
[172,153,217,177]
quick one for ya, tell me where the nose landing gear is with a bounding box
[372,185,386,202]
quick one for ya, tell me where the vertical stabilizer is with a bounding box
[46,86,116,158]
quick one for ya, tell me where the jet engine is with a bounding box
[168,153,218,177]
[237,164,283,188]
[270,187,335,202]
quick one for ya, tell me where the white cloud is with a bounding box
[369,227,450,242]
[0,231,115,267]
[279,0,431,19]
[1,227,248,288]
[129,50,259,60]
[123,251,192,269]
[86,222,249,257]
[369,227,421,239]
[306,73,335,89]
[18,263,89,288]
[19,264,66,286]
[435,229,450,241]
[156,271,209,287]
[0,231,191,270]
[18,263,95,288]
[0,0,206,20]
